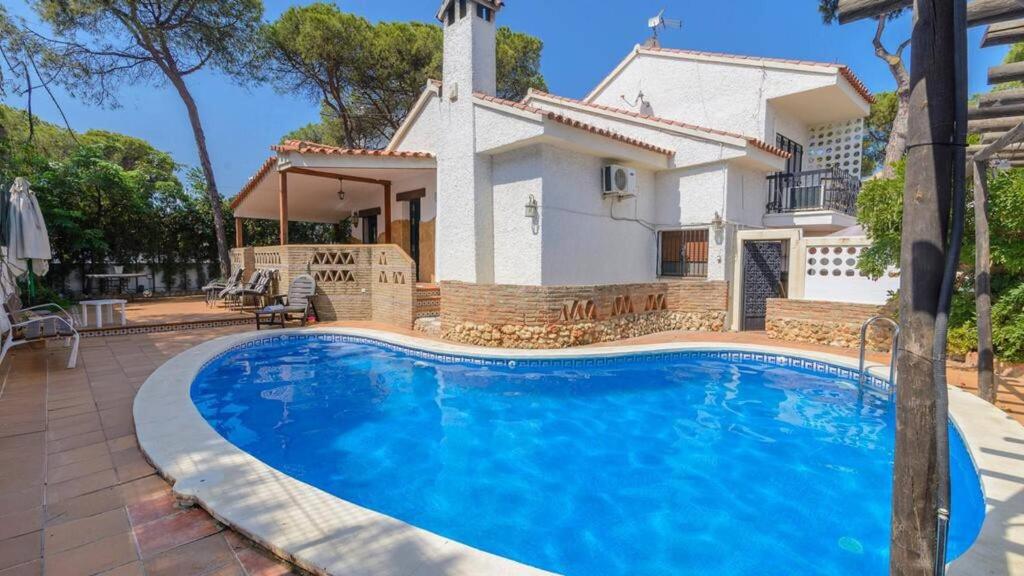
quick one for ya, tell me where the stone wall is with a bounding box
[230,244,416,328]
[766,298,894,350]
[440,279,728,348]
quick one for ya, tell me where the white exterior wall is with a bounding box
[588,53,838,142]
[767,103,810,151]
[491,146,544,284]
[435,3,497,283]
[725,164,770,228]
[393,95,441,154]
[539,145,658,285]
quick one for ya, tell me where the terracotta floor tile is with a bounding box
[46,442,109,470]
[44,508,130,555]
[97,560,144,576]
[126,491,179,526]
[224,532,295,576]
[135,507,222,558]
[46,432,108,457]
[43,532,137,576]
[0,532,41,571]
[0,559,41,576]
[47,454,114,484]
[44,487,124,526]
[45,419,102,443]
[0,509,42,542]
[45,469,118,504]
[0,487,42,517]
[106,435,137,453]
[142,533,236,576]
[114,475,167,506]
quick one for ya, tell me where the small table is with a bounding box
[79,299,128,329]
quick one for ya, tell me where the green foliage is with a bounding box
[855,161,904,279]
[993,282,1024,362]
[855,160,1024,360]
[862,91,897,176]
[263,2,546,148]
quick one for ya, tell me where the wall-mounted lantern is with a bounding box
[337,181,346,202]
[524,194,539,219]
[711,211,724,232]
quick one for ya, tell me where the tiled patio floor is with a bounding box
[0,323,1021,576]
[74,296,250,331]
[0,326,296,576]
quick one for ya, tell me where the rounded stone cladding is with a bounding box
[440,279,728,348]
[765,298,894,350]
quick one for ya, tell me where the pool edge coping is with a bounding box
[133,327,1024,576]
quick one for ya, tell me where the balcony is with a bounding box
[764,166,861,232]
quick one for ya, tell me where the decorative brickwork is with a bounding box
[231,244,416,328]
[441,279,728,348]
[765,298,894,350]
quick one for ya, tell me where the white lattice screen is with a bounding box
[806,119,864,178]
[803,242,898,305]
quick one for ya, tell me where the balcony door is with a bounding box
[776,134,803,174]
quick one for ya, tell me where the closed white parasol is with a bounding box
[5,178,51,298]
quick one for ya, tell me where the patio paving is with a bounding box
[73,296,253,332]
[0,322,1021,575]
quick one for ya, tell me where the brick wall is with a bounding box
[440,279,729,348]
[230,244,415,328]
[766,298,893,349]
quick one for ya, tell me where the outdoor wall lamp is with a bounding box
[337,181,346,202]
[711,211,724,232]
[524,194,539,218]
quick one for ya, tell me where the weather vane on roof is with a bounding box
[646,9,681,47]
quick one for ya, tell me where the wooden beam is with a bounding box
[235,217,244,249]
[973,159,997,404]
[383,182,392,244]
[988,61,1024,84]
[971,119,1024,161]
[281,166,391,186]
[981,131,1008,143]
[354,207,381,218]
[396,188,427,202]
[968,0,1024,27]
[836,0,912,24]
[978,88,1024,107]
[981,18,1024,46]
[968,102,1024,118]
[968,115,1024,132]
[279,171,289,245]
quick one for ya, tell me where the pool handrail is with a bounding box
[859,315,899,393]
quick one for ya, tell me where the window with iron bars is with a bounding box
[659,229,709,278]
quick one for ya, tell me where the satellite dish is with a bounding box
[648,8,682,42]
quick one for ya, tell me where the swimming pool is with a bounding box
[188,334,984,576]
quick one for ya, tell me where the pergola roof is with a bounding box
[231,142,435,224]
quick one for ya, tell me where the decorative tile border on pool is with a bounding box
[200,332,894,396]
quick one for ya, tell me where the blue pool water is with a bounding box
[191,335,984,576]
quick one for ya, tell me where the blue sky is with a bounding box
[4,0,1007,197]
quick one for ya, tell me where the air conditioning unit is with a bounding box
[602,164,638,197]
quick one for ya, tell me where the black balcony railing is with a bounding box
[766,166,861,216]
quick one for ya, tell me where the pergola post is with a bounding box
[279,171,289,245]
[235,217,244,248]
[383,182,392,243]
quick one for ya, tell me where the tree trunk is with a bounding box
[973,160,997,404]
[890,0,956,574]
[166,72,232,277]
[883,88,911,177]
[874,17,912,178]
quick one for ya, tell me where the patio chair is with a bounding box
[222,268,267,309]
[234,269,276,310]
[254,274,318,330]
[0,294,79,369]
[203,268,244,307]
[4,291,77,331]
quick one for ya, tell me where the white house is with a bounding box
[230,0,896,346]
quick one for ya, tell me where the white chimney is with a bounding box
[439,0,498,98]
[434,0,501,284]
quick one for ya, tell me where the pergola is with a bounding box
[231,141,436,247]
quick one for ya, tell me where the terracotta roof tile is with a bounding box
[640,46,874,104]
[272,140,435,158]
[474,93,676,156]
[231,156,276,210]
[526,90,790,159]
